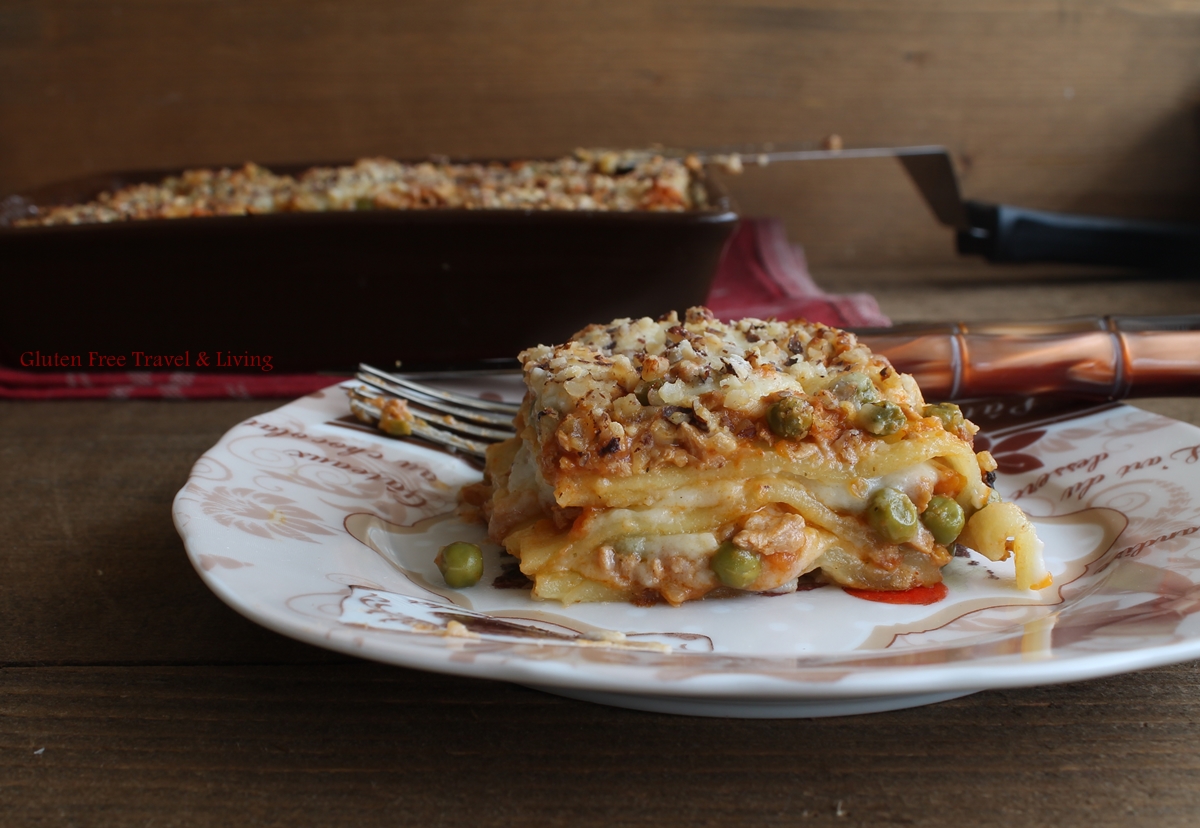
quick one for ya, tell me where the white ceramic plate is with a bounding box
[173,381,1200,717]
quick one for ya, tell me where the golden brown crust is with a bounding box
[517,307,934,490]
[18,150,703,227]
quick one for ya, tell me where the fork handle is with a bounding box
[858,315,1200,401]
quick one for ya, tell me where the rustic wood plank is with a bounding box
[0,399,349,665]
[3,0,1200,271]
[2,663,1200,826]
[869,272,1200,323]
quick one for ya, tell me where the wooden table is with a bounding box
[4,270,1200,827]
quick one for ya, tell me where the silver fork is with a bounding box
[348,363,520,459]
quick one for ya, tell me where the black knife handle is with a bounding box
[956,201,1200,271]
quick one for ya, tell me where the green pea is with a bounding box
[921,495,965,546]
[766,396,814,439]
[710,542,761,589]
[923,402,964,432]
[867,487,919,544]
[858,400,905,436]
[436,541,484,588]
[832,371,878,404]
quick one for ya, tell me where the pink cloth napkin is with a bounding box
[707,217,889,328]
[0,217,887,399]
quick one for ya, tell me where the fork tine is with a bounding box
[410,409,514,442]
[350,385,514,441]
[349,396,497,459]
[359,363,521,417]
[354,372,516,429]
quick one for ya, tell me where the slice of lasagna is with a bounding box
[463,307,1049,606]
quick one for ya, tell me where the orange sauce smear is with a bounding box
[842,582,948,605]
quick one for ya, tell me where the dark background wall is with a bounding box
[3,0,1199,279]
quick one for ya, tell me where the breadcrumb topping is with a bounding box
[518,307,951,482]
[17,150,705,227]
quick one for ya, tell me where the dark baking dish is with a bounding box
[0,162,738,373]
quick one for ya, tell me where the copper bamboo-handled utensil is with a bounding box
[858,315,1200,401]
